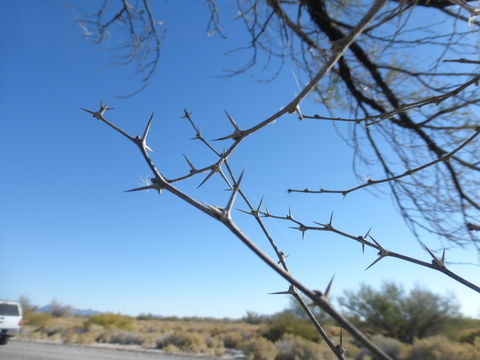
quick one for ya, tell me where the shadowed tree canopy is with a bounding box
[74,0,480,248]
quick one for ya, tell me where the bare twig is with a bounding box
[75,0,162,96]
[288,128,480,197]
[300,74,480,127]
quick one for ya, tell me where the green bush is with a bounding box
[339,282,460,343]
[264,312,320,342]
[136,313,158,321]
[85,313,133,331]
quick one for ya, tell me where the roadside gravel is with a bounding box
[0,339,245,360]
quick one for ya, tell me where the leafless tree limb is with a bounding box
[81,102,392,360]
[74,0,163,96]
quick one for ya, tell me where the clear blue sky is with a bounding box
[1,1,479,318]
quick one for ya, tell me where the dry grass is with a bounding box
[20,314,263,357]
[18,313,480,359]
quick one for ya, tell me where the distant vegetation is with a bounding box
[85,313,133,331]
[17,285,480,359]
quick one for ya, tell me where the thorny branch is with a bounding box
[287,127,480,197]
[159,0,388,188]
[82,3,396,359]
[80,0,480,359]
[259,209,480,294]
[78,0,480,246]
[176,125,343,358]
[223,162,344,359]
[81,104,391,360]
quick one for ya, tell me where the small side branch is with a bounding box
[288,128,480,197]
[261,210,480,294]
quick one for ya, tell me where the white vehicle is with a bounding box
[0,301,23,345]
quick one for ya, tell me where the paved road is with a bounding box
[0,340,228,360]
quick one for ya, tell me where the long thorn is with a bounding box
[198,168,216,188]
[142,113,154,142]
[324,274,335,299]
[369,235,384,251]
[269,285,294,295]
[80,107,95,115]
[257,197,264,213]
[225,110,240,130]
[225,169,245,216]
[365,255,384,271]
[124,184,158,192]
[213,134,233,141]
[183,154,195,170]
[419,241,440,262]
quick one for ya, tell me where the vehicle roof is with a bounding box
[0,301,22,306]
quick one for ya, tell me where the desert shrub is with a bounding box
[164,344,180,354]
[136,313,160,321]
[439,317,480,340]
[264,312,320,342]
[205,334,224,348]
[404,336,478,360]
[459,329,480,344]
[77,331,99,344]
[44,327,62,337]
[85,313,133,331]
[355,334,409,360]
[203,335,226,357]
[276,333,337,360]
[95,331,112,343]
[242,337,278,360]
[23,311,53,329]
[221,330,246,348]
[243,311,269,325]
[108,330,144,345]
[61,331,78,344]
[156,332,208,353]
[46,332,63,342]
